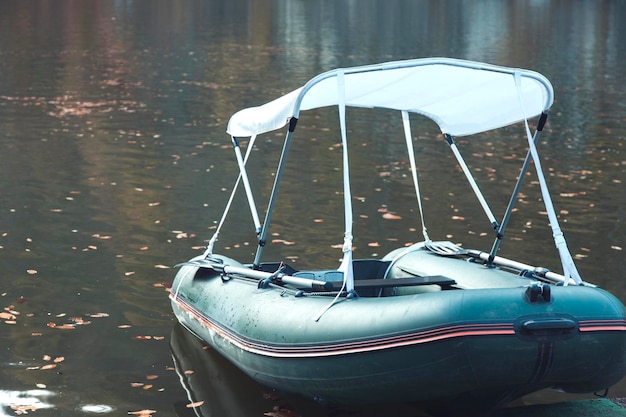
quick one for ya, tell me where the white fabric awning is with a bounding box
[226,57,553,138]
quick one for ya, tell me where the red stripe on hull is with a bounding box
[579,319,626,332]
[172,293,517,358]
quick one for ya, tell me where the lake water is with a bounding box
[1,1,625,416]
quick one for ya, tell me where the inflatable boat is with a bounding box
[170,58,626,410]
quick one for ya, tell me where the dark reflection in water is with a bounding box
[0,1,624,416]
[169,322,304,417]
[170,323,434,417]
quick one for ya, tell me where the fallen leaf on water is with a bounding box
[40,364,57,370]
[130,383,144,388]
[143,384,153,390]
[154,264,169,269]
[186,401,204,408]
[382,213,402,220]
[42,355,51,361]
[50,323,76,330]
[611,246,622,251]
[146,375,159,380]
[118,324,132,329]
[54,357,65,363]
[11,404,39,414]
[27,269,38,275]
[0,312,16,320]
[92,234,112,239]
[271,239,295,245]
[128,410,156,416]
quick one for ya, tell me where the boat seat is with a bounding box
[292,259,456,296]
[292,270,344,283]
[330,275,456,291]
[292,259,392,285]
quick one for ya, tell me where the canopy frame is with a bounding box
[204,57,582,290]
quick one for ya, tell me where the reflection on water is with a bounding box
[0,388,115,415]
[0,1,624,415]
[169,323,317,417]
[0,390,54,416]
[169,323,432,417]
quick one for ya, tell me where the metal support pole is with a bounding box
[488,112,548,264]
[252,117,298,269]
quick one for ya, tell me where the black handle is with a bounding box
[517,316,578,341]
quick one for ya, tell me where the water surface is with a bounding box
[1,1,624,416]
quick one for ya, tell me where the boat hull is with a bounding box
[169,254,626,407]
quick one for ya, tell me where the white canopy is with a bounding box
[227,57,554,138]
[215,58,581,293]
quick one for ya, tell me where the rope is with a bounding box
[336,70,354,293]
[232,136,262,234]
[402,111,430,242]
[203,135,258,257]
[446,134,499,228]
[313,71,354,321]
[172,266,195,301]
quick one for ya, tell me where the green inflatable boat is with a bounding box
[170,58,626,410]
